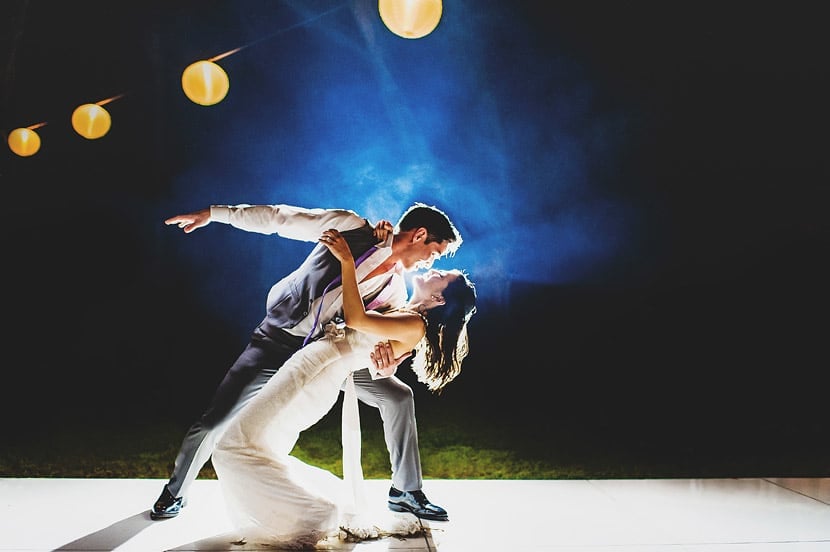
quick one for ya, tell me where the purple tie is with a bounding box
[303,246,378,347]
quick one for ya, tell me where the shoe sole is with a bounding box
[150,511,180,520]
[388,502,449,522]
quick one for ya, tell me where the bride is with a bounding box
[211,227,477,548]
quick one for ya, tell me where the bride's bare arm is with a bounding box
[319,229,424,353]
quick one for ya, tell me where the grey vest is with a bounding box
[260,221,379,334]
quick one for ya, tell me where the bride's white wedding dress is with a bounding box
[212,325,419,547]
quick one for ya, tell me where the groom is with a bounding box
[152,202,462,522]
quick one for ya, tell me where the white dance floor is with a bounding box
[1,477,829,551]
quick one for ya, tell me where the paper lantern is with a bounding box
[7,127,42,157]
[182,60,230,106]
[379,0,442,39]
[71,103,112,139]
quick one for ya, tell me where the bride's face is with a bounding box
[412,269,458,300]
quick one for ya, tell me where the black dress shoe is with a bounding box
[387,486,449,521]
[150,484,185,520]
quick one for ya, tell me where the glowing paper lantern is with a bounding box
[72,103,112,139]
[379,0,442,39]
[7,127,42,157]
[182,60,230,106]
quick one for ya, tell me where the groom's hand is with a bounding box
[165,208,211,233]
[370,341,411,378]
[373,220,393,243]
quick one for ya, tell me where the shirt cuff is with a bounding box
[209,205,231,224]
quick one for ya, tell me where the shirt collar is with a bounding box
[357,236,394,280]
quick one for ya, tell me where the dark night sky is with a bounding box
[1,1,828,452]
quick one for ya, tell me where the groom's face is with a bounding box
[397,228,449,272]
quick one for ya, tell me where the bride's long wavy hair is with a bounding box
[411,270,477,393]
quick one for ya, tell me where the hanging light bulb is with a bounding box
[182,60,230,106]
[7,127,42,157]
[71,103,112,139]
[378,0,442,39]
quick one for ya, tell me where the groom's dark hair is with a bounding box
[397,203,462,256]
